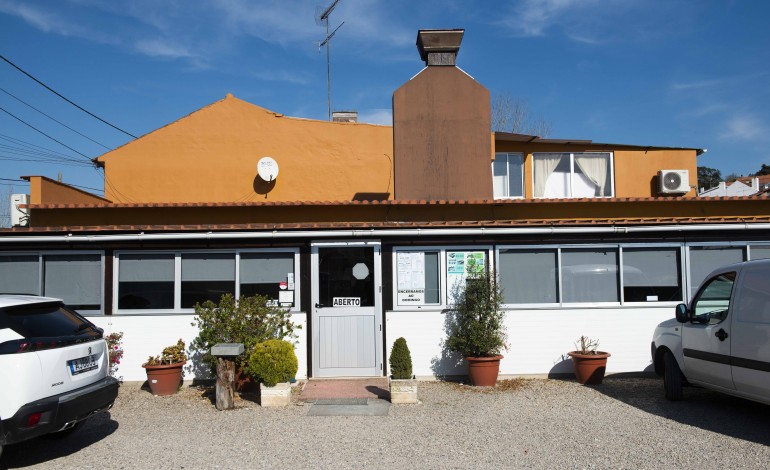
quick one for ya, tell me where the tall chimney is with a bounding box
[416,29,464,66]
[392,29,492,201]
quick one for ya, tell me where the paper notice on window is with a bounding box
[279,290,294,306]
[447,251,486,293]
[397,252,426,305]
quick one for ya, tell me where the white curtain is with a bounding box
[574,153,610,196]
[534,154,564,197]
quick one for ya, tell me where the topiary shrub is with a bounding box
[389,337,413,380]
[246,339,298,387]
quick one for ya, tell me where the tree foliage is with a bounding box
[754,164,770,176]
[697,166,722,190]
[491,93,552,137]
[190,293,298,374]
[446,263,508,358]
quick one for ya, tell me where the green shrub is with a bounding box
[389,337,413,380]
[446,263,508,358]
[190,294,298,375]
[246,339,298,387]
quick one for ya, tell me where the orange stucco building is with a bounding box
[3,29,770,383]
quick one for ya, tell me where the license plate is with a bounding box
[68,354,98,375]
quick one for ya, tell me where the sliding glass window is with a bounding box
[118,254,175,310]
[622,248,682,302]
[181,253,235,308]
[498,249,558,304]
[240,252,295,307]
[0,255,39,295]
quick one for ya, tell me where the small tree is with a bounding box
[389,337,413,380]
[190,294,298,375]
[446,264,508,358]
[491,93,552,137]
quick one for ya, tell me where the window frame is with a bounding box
[492,152,524,199]
[391,245,494,311]
[531,152,615,199]
[0,250,105,315]
[113,248,301,315]
[496,243,686,308]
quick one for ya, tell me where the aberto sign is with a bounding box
[332,297,361,307]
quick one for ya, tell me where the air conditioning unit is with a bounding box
[11,194,30,227]
[658,170,690,195]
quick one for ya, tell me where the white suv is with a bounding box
[0,295,119,457]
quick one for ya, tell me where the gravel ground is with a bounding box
[3,377,770,469]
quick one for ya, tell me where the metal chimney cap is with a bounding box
[416,29,464,63]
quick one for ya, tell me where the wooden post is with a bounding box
[210,343,244,411]
[215,356,236,410]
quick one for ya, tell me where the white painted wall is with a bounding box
[386,307,674,379]
[89,313,308,382]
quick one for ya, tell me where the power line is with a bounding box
[0,53,138,139]
[0,133,85,161]
[0,106,94,162]
[0,86,112,150]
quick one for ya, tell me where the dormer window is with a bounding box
[492,152,524,199]
[533,152,614,198]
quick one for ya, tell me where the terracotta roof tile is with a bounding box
[26,193,770,210]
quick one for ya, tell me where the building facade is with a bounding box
[3,30,770,382]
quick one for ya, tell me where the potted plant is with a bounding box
[446,263,508,386]
[568,336,611,385]
[245,339,298,407]
[142,339,188,396]
[389,337,418,404]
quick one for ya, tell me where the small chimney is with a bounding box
[332,111,358,123]
[416,29,464,66]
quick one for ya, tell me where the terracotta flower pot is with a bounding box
[143,361,186,395]
[466,355,503,386]
[568,352,610,385]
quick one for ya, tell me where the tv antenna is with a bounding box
[316,0,344,121]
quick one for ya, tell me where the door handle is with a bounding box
[315,303,324,308]
[715,328,729,341]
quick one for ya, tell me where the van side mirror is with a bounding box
[675,303,689,323]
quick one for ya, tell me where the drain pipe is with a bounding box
[2,223,770,244]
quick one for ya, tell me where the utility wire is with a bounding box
[0,86,112,150]
[0,133,85,161]
[0,106,94,162]
[0,53,138,139]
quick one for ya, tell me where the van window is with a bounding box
[691,272,735,325]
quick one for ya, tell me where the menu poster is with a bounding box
[446,251,486,295]
[397,252,426,305]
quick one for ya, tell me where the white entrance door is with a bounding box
[311,241,382,377]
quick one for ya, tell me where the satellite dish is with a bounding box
[257,157,279,182]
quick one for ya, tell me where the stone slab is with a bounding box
[307,398,390,416]
[211,343,244,357]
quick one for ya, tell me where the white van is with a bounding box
[651,259,770,404]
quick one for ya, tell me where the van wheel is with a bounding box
[664,351,683,401]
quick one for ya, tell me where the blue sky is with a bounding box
[1,0,769,199]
